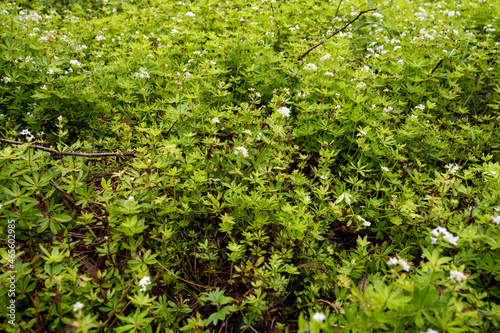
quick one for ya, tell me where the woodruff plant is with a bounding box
[0,0,499,332]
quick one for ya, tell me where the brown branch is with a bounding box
[298,8,377,62]
[0,138,137,158]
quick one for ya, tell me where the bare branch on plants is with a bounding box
[0,138,137,158]
[297,8,377,62]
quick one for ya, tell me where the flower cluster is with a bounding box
[133,68,150,79]
[20,129,35,142]
[387,257,411,272]
[312,312,326,322]
[69,60,82,67]
[211,117,220,123]
[304,63,317,71]
[73,301,84,312]
[444,164,460,175]
[138,276,151,292]
[449,270,467,284]
[277,106,290,118]
[430,226,459,246]
[234,146,249,157]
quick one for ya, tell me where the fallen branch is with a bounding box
[0,138,137,158]
[297,8,377,62]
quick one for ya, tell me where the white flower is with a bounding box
[243,130,252,135]
[57,116,63,122]
[324,71,334,76]
[171,28,179,34]
[277,106,291,118]
[449,270,467,284]
[420,329,439,333]
[185,12,195,17]
[372,12,383,18]
[493,216,500,225]
[415,104,426,111]
[305,195,310,202]
[20,129,31,136]
[211,61,216,65]
[73,301,84,312]
[138,276,151,292]
[356,82,366,89]
[444,164,460,175]
[69,60,82,67]
[255,92,261,97]
[387,257,410,271]
[0,203,3,209]
[320,54,331,61]
[1,77,12,83]
[363,221,371,227]
[304,63,317,71]
[381,166,389,172]
[357,131,367,137]
[128,196,134,201]
[41,85,47,90]
[211,117,220,123]
[387,257,400,266]
[430,227,458,246]
[46,69,54,74]
[312,312,326,322]
[234,146,249,157]
[95,35,106,41]
[397,59,404,64]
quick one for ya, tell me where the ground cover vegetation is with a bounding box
[0,0,499,331]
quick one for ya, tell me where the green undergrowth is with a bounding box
[0,0,499,332]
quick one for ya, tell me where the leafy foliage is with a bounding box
[0,0,499,332]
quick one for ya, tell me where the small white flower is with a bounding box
[138,276,151,292]
[128,196,134,201]
[73,301,84,312]
[372,12,384,18]
[305,195,310,202]
[320,175,328,180]
[243,130,252,135]
[234,146,249,157]
[493,216,500,225]
[171,28,179,34]
[363,221,371,227]
[381,166,389,172]
[445,164,460,175]
[430,227,458,246]
[415,104,426,111]
[324,71,334,76]
[304,63,317,71]
[312,312,326,322]
[69,60,82,67]
[357,131,367,137]
[57,116,63,122]
[356,82,366,89]
[320,54,331,61]
[20,129,31,135]
[449,270,467,284]
[387,257,410,271]
[421,329,439,333]
[46,69,54,74]
[277,106,291,118]
[0,203,3,209]
[95,35,106,41]
[211,117,220,123]
[185,12,195,17]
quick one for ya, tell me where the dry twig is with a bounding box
[0,138,137,158]
[298,8,377,62]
